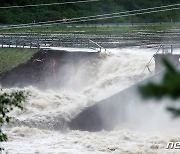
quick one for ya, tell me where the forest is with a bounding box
[0,0,179,24]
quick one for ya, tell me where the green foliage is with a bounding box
[167,107,180,117]
[0,90,26,151]
[0,48,36,73]
[139,58,180,117]
[0,0,179,24]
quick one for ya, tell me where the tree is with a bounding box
[0,90,26,152]
[139,58,180,117]
[0,0,179,24]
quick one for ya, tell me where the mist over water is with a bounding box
[2,47,180,154]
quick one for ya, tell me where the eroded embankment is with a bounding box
[0,49,99,89]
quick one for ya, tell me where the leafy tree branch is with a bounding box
[139,58,180,117]
[0,90,26,152]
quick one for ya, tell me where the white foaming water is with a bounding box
[2,47,179,154]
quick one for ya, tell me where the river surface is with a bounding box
[1,47,180,154]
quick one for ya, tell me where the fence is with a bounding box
[1,30,180,49]
[0,35,105,51]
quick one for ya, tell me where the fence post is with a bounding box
[9,39,11,48]
[81,39,82,48]
[58,38,61,46]
[73,35,76,47]
[45,38,46,46]
[88,39,89,48]
[162,45,164,53]
[171,45,173,54]
[16,40,18,48]
[51,38,54,46]
[30,41,32,49]
[37,38,39,48]
[1,38,3,48]
[23,40,25,48]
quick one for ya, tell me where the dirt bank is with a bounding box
[0,49,99,89]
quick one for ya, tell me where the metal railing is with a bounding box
[88,39,106,52]
[139,44,180,81]
[0,34,108,53]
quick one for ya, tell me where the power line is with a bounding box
[0,4,179,30]
[64,3,180,22]
[1,3,179,29]
[32,3,180,24]
[0,0,99,9]
[65,7,180,24]
[2,7,179,30]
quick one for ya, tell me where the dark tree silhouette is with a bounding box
[139,58,180,117]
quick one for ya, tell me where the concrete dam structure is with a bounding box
[68,71,163,132]
[69,47,180,132]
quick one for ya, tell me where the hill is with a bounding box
[0,0,179,24]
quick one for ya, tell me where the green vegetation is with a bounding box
[0,48,37,73]
[139,59,180,117]
[0,90,26,152]
[1,23,180,34]
[0,0,179,24]
[0,48,30,151]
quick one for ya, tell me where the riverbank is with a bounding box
[0,48,36,73]
[0,23,180,34]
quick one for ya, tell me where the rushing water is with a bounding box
[1,47,180,154]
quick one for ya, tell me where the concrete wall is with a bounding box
[68,71,164,132]
[154,54,180,73]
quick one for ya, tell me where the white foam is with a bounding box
[2,47,179,154]
[46,47,99,52]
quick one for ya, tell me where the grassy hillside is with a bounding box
[0,48,37,73]
[0,0,179,24]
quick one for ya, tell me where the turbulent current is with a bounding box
[1,48,180,154]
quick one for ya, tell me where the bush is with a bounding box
[0,89,26,151]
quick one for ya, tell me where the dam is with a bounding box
[69,45,180,131]
[0,46,179,132]
[1,46,180,154]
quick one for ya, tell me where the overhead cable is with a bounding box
[1,3,179,29]
[0,4,179,30]
[0,0,99,9]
